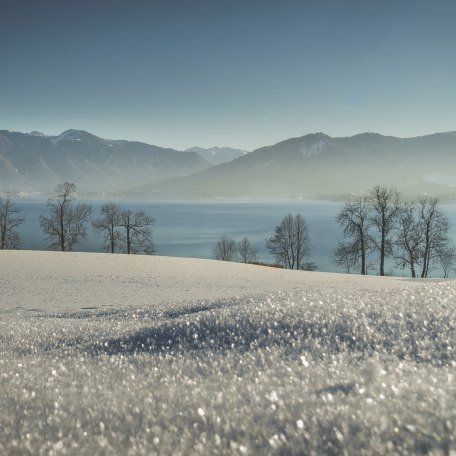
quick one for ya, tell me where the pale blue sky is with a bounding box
[1,0,455,150]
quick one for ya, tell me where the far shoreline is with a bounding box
[5,192,456,205]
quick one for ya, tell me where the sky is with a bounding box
[1,0,455,151]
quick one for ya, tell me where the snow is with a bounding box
[0,251,454,454]
[0,251,422,315]
[50,130,86,145]
[300,137,328,158]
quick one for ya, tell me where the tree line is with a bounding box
[2,183,455,277]
[0,182,155,254]
[333,186,454,278]
[213,187,455,278]
[213,213,317,271]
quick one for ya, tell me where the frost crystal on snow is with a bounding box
[0,280,455,454]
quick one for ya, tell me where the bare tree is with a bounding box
[301,261,317,271]
[436,244,456,278]
[92,202,123,253]
[266,214,310,269]
[0,197,26,249]
[418,197,450,278]
[120,209,155,254]
[368,186,400,276]
[213,236,237,261]
[332,240,359,274]
[40,182,92,251]
[394,201,423,278]
[237,237,258,263]
[335,198,370,275]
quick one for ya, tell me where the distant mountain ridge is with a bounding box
[3,129,456,198]
[137,131,456,198]
[0,129,211,193]
[185,146,247,165]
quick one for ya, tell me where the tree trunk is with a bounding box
[60,204,65,251]
[1,220,6,249]
[380,223,386,276]
[421,247,429,278]
[410,261,416,278]
[360,236,366,275]
[60,218,65,251]
[126,226,131,254]
[421,223,431,278]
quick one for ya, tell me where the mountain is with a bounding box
[185,146,247,165]
[5,129,456,198]
[135,132,456,198]
[0,130,211,193]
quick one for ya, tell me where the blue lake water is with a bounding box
[8,197,456,277]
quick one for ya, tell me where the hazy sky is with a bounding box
[1,0,455,150]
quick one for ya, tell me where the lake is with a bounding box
[8,197,456,277]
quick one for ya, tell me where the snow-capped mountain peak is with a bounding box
[28,131,47,137]
[50,129,90,145]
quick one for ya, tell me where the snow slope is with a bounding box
[0,251,423,315]
[0,251,454,454]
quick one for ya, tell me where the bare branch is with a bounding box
[237,237,258,263]
[368,186,400,276]
[213,236,237,261]
[334,198,370,275]
[39,183,92,251]
[120,209,155,254]
[92,203,124,253]
[266,214,310,269]
[0,198,26,249]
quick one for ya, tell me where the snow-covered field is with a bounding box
[1,251,455,455]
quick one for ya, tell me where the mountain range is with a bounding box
[0,129,210,193]
[138,131,456,198]
[2,129,456,198]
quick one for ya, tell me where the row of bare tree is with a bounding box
[0,183,155,254]
[213,214,316,270]
[333,186,454,278]
[2,183,455,277]
[212,236,259,263]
